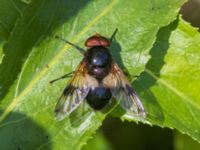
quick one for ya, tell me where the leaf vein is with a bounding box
[9,0,23,15]
[145,69,200,111]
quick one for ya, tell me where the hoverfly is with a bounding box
[51,29,146,120]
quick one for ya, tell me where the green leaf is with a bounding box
[0,38,5,63]
[0,0,28,39]
[0,0,29,66]
[0,0,187,149]
[130,17,200,142]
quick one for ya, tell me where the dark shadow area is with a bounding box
[0,0,27,40]
[0,37,5,44]
[101,117,174,150]
[180,0,200,31]
[0,0,90,101]
[133,19,179,123]
[110,36,131,77]
[0,110,52,150]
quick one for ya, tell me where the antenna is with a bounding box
[110,28,118,43]
[55,36,85,55]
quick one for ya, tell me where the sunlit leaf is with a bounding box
[129,17,200,142]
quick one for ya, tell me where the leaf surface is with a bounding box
[0,0,190,149]
[130,17,200,142]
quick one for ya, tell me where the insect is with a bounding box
[51,29,146,120]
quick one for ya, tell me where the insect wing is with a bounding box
[55,61,90,120]
[112,84,146,117]
[104,63,146,117]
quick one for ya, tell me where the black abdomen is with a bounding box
[86,87,112,110]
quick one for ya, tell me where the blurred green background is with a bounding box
[83,117,200,150]
[83,0,200,150]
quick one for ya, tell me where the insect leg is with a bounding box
[55,36,85,55]
[49,71,75,84]
[110,28,118,43]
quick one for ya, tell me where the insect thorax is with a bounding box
[85,46,112,79]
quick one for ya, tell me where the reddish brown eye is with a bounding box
[85,34,110,47]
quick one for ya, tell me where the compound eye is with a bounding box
[85,34,110,47]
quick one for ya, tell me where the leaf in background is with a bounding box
[174,131,200,150]
[129,17,200,142]
[0,0,29,65]
[101,117,174,150]
[0,0,186,149]
[82,131,114,150]
[0,0,29,39]
[0,38,5,63]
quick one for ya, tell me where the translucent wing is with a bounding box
[55,60,98,120]
[103,63,146,117]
